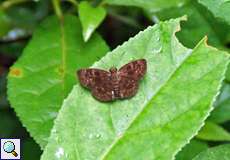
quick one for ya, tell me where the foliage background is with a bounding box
[0,0,230,159]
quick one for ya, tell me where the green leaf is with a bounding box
[41,17,229,160]
[226,65,230,82]
[105,0,190,12]
[7,15,109,149]
[192,144,230,160]
[0,10,11,37]
[153,1,230,48]
[196,121,230,141]
[209,83,230,123]
[79,1,106,42]
[198,0,230,25]
[175,139,208,160]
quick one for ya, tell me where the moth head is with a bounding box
[109,67,117,74]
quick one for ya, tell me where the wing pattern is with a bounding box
[77,59,147,102]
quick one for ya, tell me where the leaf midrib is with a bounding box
[60,18,82,160]
[99,41,198,160]
[60,21,67,99]
[60,17,82,160]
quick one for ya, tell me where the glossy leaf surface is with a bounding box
[79,1,106,42]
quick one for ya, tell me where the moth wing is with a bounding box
[118,77,138,99]
[118,59,147,80]
[91,81,114,102]
[77,68,114,102]
[77,68,110,89]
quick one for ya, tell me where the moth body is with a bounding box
[109,67,120,99]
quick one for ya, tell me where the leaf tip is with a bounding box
[201,36,230,58]
[180,15,187,21]
[83,27,94,42]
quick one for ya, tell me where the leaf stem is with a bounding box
[66,0,78,8]
[99,0,107,7]
[107,9,142,29]
[0,0,30,10]
[52,0,63,20]
[91,0,106,7]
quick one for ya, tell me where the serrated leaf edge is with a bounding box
[171,37,230,160]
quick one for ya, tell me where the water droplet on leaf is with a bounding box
[96,134,101,138]
[55,147,64,159]
[153,46,162,54]
[89,134,93,139]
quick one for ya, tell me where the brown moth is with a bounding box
[77,59,147,102]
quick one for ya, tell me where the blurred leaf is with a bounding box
[41,17,229,160]
[198,0,230,25]
[0,10,11,37]
[105,0,190,12]
[192,144,230,160]
[79,1,106,42]
[1,1,49,41]
[152,1,230,48]
[226,65,230,82]
[197,121,230,141]
[209,83,230,123]
[214,82,230,105]
[6,0,49,30]
[6,7,37,30]
[175,139,208,160]
[7,15,109,149]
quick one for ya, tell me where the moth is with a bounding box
[77,59,147,102]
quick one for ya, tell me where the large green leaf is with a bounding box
[105,0,190,12]
[175,139,208,160]
[41,17,229,160]
[192,144,230,160]
[196,121,230,141]
[79,1,106,42]
[198,0,230,25]
[7,15,109,149]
